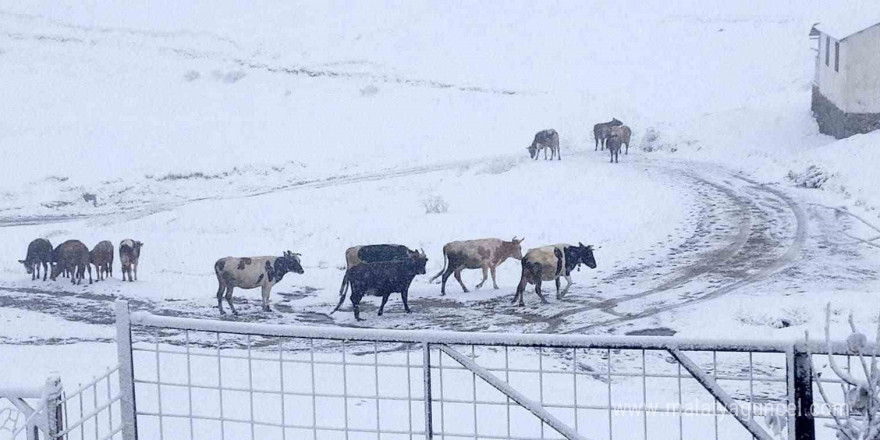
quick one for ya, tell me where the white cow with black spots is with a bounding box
[214,250,304,315]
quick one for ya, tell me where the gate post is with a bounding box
[788,346,815,440]
[116,300,139,440]
[422,343,433,440]
[43,375,63,439]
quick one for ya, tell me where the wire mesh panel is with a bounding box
[55,367,123,440]
[131,331,428,440]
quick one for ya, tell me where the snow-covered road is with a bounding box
[3,152,867,345]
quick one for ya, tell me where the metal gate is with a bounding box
[108,300,860,440]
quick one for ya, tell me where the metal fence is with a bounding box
[112,300,877,440]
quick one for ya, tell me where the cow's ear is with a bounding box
[18,259,25,264]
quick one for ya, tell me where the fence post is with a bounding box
[43,375,63,439]
[116,300,139,440]
[423,343,433,440]
[788,346,815,440]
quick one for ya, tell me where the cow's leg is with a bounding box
[87,264,93,284]
[453,269,469,293]
[351,296,363,321]
[133,262,138,281]
[225,287,237,315]
[378,294,390,316]
[121,264,127,282]
[402,289,411,313]
[261,285,272,312]
[557,146,561,161]
[534,280,549,304]
[216,279,227,315]
[440,267,454,296]
[555,278,562,299]
[625,141,629,155]
[490,265,499,289]
[475,266,488,289]
[513,277,528,306]
[595,136,598,151]
[560,275,573,297]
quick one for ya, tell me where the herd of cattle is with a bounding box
[15,121,625,319]
[528,118,632,163]
[19,238,143,284]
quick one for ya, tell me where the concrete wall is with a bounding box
[812,86,880,138]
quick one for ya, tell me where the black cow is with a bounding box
[331,252,428,320]
[340,244,424,296]
[19,238,52,281]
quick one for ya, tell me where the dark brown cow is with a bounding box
[593,118,623,151]
[19,238,52,281]
[90,241,114,281]
[50,240,92,285]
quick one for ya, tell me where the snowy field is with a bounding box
[1,1,880,439]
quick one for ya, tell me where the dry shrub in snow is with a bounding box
[639,127,676,153]
[422,195,448,214]
[479,157,518,175]
[360,84,379,97]
[806,304,880,440]
[787,165,830,189]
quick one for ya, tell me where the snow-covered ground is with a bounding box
[1,1,880,439]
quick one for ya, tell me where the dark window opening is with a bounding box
[825,36,830,66]
[834,41,840,72]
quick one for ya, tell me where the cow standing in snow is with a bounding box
[527,129,561,160]
[512,243,596,306]
[90,241,114,281]
[214,251,304,315]
[50,240,92,285]
[429,237,524,295]
[331,251,427,321]
[119,239,143,282]
[593,118,623,151]
[19,238,53,281]
[339,244,421,296]
[607,136,622,163]
[610,125,632,155]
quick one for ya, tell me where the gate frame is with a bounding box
[114,300,852,440]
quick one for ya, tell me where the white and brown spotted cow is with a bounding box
[512,243,596,306]
[214,251,304,315]
[429,237,524,295]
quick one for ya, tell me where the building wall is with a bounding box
[815,32,848,110]
[843,25,880,113]
[812,86,880,138]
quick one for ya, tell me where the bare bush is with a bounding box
[806,304,880,440]
[422,195,448,214]
[787,165,831,189]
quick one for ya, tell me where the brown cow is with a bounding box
[90,241,114,281]
[50,240,92,285]
[119,239,143,282]
[512,243,596,306]
[610,125,632,154]
[429,237,524,295]
[593,118,623,151]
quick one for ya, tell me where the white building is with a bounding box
[812,15,880,138]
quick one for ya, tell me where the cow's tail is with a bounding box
[428,247,448,283]
[332,271,349,314]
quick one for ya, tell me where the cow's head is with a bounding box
[18,260,33,274]
[573,242,597,269]
[133,241,143,256]
[610,118,623,126]
[501,236,525,260]
[526,145,538,159]
[49,262,62,281]
[407,249,428,275]
[279,250,305,275]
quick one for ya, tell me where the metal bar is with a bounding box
[473,345,479,439]
[186,331,194,440]
[406,343,413,440]
[375,341,381,435]
[607,349,612,440]
[572,348,578,434]
[54,394,123,437]
[309,339,317,440]
[279,340,287,440]
[641,349,647,440]
[713,351,718,440]
[246,335,255,440]
[677,362,683,440]
[217,332,225,440]
[539,347,545,440]
[788,347,815,440]
[668,348,773,440]
[114,301,138,440]
[423,343,433,440]
[155,330,164,440]
[342,340,350,440]
[131,311,811,353]
[437,345,590,440]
